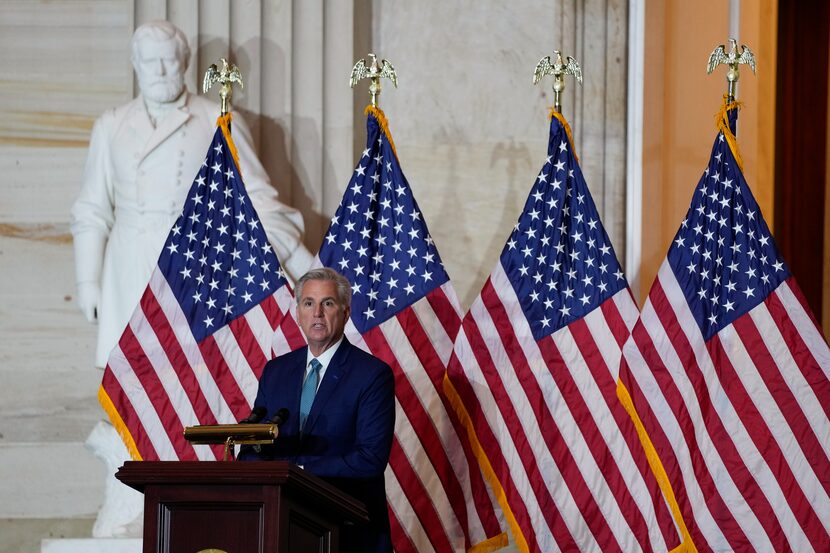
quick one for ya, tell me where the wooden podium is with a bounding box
[116,461,368,553]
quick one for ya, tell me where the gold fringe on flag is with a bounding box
[714,97,745,173]
[616,381,698,552]
[548,108,580,163]
[98,385,143,461]
[365,105,399,159]
[217,113,244,180]
[442,375,520,553]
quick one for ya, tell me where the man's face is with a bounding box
[297,280,350,356]
[133,38,185,103]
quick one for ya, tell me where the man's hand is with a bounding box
[77,281,100,323]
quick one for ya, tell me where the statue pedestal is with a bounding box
[85,421,143,538]
[39,424,144,553]
[41,538,141,553]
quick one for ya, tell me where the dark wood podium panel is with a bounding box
[116,461,368,553]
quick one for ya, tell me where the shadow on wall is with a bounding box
[199,36,331,256]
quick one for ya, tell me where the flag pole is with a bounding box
[533,50,583,114]
[350,53,398,108]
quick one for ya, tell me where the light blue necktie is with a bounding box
[300,359,322,430]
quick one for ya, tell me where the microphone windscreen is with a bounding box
[239,406,267,424]
[271,408,290,426]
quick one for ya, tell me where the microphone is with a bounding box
[269,408,289,427]
[249,408,289,455]
[239,406,267,424]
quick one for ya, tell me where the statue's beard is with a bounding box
[140,75,184,104]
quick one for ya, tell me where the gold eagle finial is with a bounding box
[707,38,756,101]
[350,53,398,108]
[203,58,244,115]
[533,51,583,114]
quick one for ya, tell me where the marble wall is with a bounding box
[0,1,129,544]
[0,1,628,551]
[372,0,629,306]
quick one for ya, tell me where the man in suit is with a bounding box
[70,20,313,368]
[240,267,396,553]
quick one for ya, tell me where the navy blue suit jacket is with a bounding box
[240,338,395,552]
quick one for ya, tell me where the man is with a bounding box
[240,268,396,553]
[71,20,313,368]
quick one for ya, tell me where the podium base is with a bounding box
[41,538,141,553]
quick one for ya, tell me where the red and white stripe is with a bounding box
[102,269,303,461]
[345,282,504,552]
[620,261,830,552]
[448,263,683,553]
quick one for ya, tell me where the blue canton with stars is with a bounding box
[667,108,789,340]
[157,124,288,342]
[502,115,627,341]
[319,112,449,334]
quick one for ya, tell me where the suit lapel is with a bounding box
[303,340,351,434]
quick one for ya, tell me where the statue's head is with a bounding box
[131,20,191,103]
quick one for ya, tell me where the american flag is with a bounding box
[445,111,686,552]
[619,104,830,551]
[318,106,506,552]
[99,115,304,461]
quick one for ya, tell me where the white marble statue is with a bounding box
[69,20,314,539]
[71,20,313,368]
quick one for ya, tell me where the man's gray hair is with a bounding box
[131,20,191,69]
[295,268,352,308]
